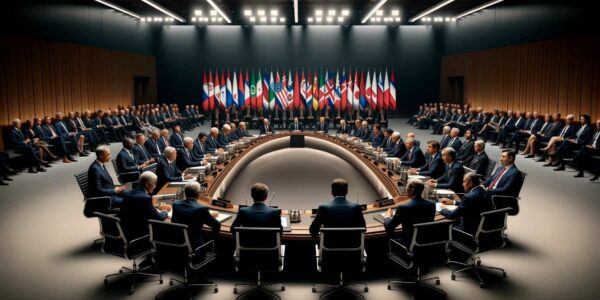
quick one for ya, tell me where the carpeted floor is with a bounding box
[1,118,599,300]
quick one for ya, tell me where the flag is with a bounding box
[293,70,300,109]
[390,70,397,111]
[333,70,341,109]
[340,69,347,111]
[238,69,245,109]
[312,71,319,111]
[263,70,270,111]
[326,71,335,108]
[287,69,294,109]
[232,70,238,108]
[300,70,307,108]
[201,70,209,111]
[383,69,390,110]
[250,70,256,109]
[377,70,384,110]
[319,70,327,110]
[359,70,367,110]
[226,70,233,108]
[269,70,276,110]
[256,69,263,111]
[364,70,371,110]
[208,70,215,110]
[221,71,227,108]
[305,70,313,110]
[214,70,221,109]
[353,69,360,110]
[275,71,288,110]
[371,70,378,110]
[244,69,250,109]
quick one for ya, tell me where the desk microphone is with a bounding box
[268,192,277,207]
[242,191,249,207]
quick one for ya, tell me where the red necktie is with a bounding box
[488,167,507,189]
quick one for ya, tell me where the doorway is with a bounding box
[134,76,150,106]
[447,76,464,105]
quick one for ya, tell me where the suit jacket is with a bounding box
[132,143,152,164]
[418,152,445,178]
[205,135,219,152]
[309,196,366,238]
[144,138,163,158]
[289,122,305,132]
[399,146,426,168]
[483,165,523,197]
[118,188,168,239]
[465,151,490,177]
[115,149,139,182]
[370,132,385,148]
[235,128,251,137]
[87,161,117,198]
[381,137,393,152]
[172,199,221,248]
[217,132,230,148]
[169,132,185,148]
[574,125,593,145]
[259,124,274,134]
[10,128,29,148]
[192,139,206,159]
[361,128,372,141]
[315,123,329,133]
[439,134,451,149]
[54,121,71,137]
[337,125,351,134]
[155,157,183,192]
[446,137,462,152]
[159,137,169,151]
[387,140,407,158]
[456,139,475,162]
[440,186,492,234]
[230,202,282,231]
[176,148,201,171]
[436,161,465,193]
[384,196,435,245]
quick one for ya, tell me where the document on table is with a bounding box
[408,175,428,180]
[281,216,288,228]
[209,210,232,223]
[436,202,458,212]
[168,181,188,186]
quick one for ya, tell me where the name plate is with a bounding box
[211,199,233,208]
[373,198,395,208]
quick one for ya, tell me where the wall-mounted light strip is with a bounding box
[94,0,140,19]
[293,0,299,23]
[206,0,231,23]
[361,0,388,24]
[141,0,185,22]
[409,0,454,23]
[454,0,503,19]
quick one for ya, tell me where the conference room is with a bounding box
[1,1,600,300]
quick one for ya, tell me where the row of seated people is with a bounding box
[410,104,600,181]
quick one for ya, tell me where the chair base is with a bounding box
[233,271,284,300]
[312,283,368,299]
[155,277,217,300]
[448,257,507,288]
[388,276,446,296]
[104,262,163,294]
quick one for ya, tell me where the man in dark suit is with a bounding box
[133,133,156,166]
[259,119,274,134]
[398,138,426,168]
[176,137,204,171]
[289,117,305,132]
[574,119,600,180]
[446,128,463,152]
[217,124,233,148]
[172,182,221,257]
[439,126,451,149]
[494,111,526,147]
[359,121,372,141]
[205,128,220,152]
[540,114,577,165]
[439,172,493,234]
[193,132,208,159]
[11,119,46,172]
[115,138,148,183]
[118,171,170,242]
[236,122,251,138]
[483,149,523,198]
[337,119,350,134]
[456,129,476,163]
[231,183,282,231]
[464,140,490,177]
[309,178,366,238]
[380,128,394,152]
[387,132,407,158]
[315,117,329,133]
[508,111,542,150]
[144,129,163,159]
[154,147,193,194]
[42,116,76,163]
[409,140,445,179]
[87,146,126,207]
[553,114,593,171]
[426,147,465,193]
[159,129,171,151]
[369,124,385,147]
[169,125,185,149]
[383,179,435,245]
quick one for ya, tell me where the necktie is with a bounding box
[138,145,148,160]
[488,167,507,189]
[560,126,569,138]
[156,140,161,155]
[60,122,68,133]
[408,149,413,161]
[48,125,57,137]
[576,126,585,139]
[515,118,521,127]
[539,123,547,134]
[127,150,134,160]
[163,137,169,147]
[440,135,447,146]
[78,118,86,129]
[593,132,599,148]
[530,119,537,130]
[449,138,455,147]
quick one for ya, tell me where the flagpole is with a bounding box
[357,67,362,121]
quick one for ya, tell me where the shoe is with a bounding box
[543,162,553,167]
[79,152,89,157]
[574,172,584,178]
[3,177,13,181]
[553,166,565,171]
[591,176,599,181]
[536,158,546,162]
[551,161,560,167]
[67,156,78,162]
[525,154,534,158]
[84,151,91,155]
[63,158,73,163]
[0,181,7,186]
[37,167,47,172]
[28,167,38,173]
[42,161,51,167]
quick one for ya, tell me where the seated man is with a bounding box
[193,132,208,159]
[426,147,465,193]
[132,133,156,166]
[337,119,350,134]
[573,119,600,180]
[397,137,425,168]
[169,125,185,149]
[446,127,463,152]
[309,178,366,238]
[160,129,171,151]
[217,124,233,148]
[119,171,170,243]
[456,129,475,163]
[483,149,523,197]
[87,146,126,207]
[116,138,150,182]
[359,121,372,141]
[439,172,493,234]
[176,137,204,171]
[552,114,592,171]
[380,128,394,152]
[383,179,435,245]
[228,123,240,141]
[155,146,193,194]
[259,119,274,134]
[409,140,445,179]
[236,122,251,138]
[231,183,282,231]
[464,140,490,177]
[369,124,384,147]
[387,131,407,158]
[172,181,221,257]
[10,119,46,173]
[315,117,329,133]
[439,126,452,149]
[144,129,163,159]
[289,117,304,132]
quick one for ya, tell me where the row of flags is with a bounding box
[201,68,397,112]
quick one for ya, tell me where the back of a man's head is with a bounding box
[251,183,269,202]
[331,178,348,197]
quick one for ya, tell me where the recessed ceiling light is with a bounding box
[316,17,322,22]
[191,17,196,22]
[257,10,265,16]
[271,10,279,16]
[326,16,333,23]
[280,17,286,22]
[395,17,401,22]
[146,18,152,22]
[217,17,223,22]
[211,17,216,22]
[260,16,267,23]
[307,17,313,22]
[341,10,350,16]
[315,10,323,16]
[337,17,344,22]
[244,10,252,16]
[376,10,384,16]
[270,16,277,22]
[210,10,217,16]
[328,10,336,16]
[391,10,399,16]
[249,16,256,22]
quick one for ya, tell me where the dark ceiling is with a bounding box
[94,0,506,25]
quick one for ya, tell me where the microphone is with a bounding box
[268,192,277,207]
[356,191,359,204]
[242,191,249,207]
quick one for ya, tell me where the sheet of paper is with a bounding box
[281,216,288,228]
[435,189,456,195]
[209,210,232,223]
[169,181,188,186]
[408,175,428,180]
[436,202,458,212]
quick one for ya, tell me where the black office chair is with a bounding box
[110,159,140,185]
[94,212,163,294]
[149,220,218,299]
[233,227,285,299]
[447,207,513,288]
[74,171,114,245]
[485,159,497,180]
[387,220,454,295]
[491,171,526,216]
[313,227,368,299]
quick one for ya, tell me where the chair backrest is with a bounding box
[515,171,527,197]
[110,159,121,176]
[409,220,454,252]
[234,227,283,272]
[318,227,366,273]
[485,159,497,179]
[474,207,513,251]
[94,212,127,256]
[149,219,193,265]
[492,195,520,216]
[74,171,88,198]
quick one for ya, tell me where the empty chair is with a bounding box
[313,227,368,299]
[447,207,513,288]
[94,212,162,294]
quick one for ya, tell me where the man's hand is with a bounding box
[158,204,172,212]
[384,208,393,219]
[115,185,127,193]
[440,198,453,205]
[210,211,219,218]
[184,174,194,180]
[408,168,418,175]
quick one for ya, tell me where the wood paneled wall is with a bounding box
[0,35,156,149]
[441,35,600,121]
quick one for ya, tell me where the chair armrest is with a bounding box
[128,234,151,246]
[453,228,474,239]
[314,244,320,259]
[193,239,215,255]
[389,238,409,254]
[84,196,112,202]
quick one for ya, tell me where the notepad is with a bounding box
[209,210,232,223]
[188,166,206,171]
[281,216,288,228]
[436,203,458,212]
[408,175,428,180]
[168,181,188,186]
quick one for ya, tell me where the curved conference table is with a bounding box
[155,132,449,240]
